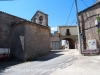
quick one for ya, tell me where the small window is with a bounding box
[95,20,100,28]
[66,29,70,35]
[98,22,100,28]
[39,16,43,25]
[33,18,38,24]
[36,19,38,23]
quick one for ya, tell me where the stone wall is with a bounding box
[78,2,100,50]
[0,12,50,61]
[24,23,50,60]
[11,22,50,60]
[11,25,25,60]
[0,12,25,48]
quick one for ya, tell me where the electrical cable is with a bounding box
[65,0,75,25]
[92,0,96,2]
[61,0,75,36]
[83,0,95,3]
[81,0,88,7]
[80,0,97,39]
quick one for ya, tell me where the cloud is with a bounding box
[51,27,57,31]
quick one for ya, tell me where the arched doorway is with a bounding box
[62,38,75,49]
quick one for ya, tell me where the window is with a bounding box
[95,20,100,28]
[39,16,43,25]
[34,18,38,23]
[66,29,70,35]
[98,22,100,28]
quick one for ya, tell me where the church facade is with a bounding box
[0,11,50,61]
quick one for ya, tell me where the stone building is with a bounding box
[51,31,60,50]
[96,0,100,3]
[51,26,78,50]
[78,2,100,52]
[0,11,50,61]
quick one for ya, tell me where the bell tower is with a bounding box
[31,11,48,26]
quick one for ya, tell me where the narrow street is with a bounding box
[0,49,77,75]
[0,0,100,75]
[1,49,100,75]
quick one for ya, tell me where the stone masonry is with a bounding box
[78,2,100,50]
[0,11,50,61]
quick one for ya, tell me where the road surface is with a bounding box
[0,50,77,75]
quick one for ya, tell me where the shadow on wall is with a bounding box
[10,26,25,61]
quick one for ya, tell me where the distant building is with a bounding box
[51,26,78,50]
[0,11,50,61]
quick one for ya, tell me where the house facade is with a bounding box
[51,26,78,50]
[78,2,100,51]
[0,11,50,61]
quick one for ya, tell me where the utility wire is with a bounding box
[83,0,95,3]
[92,0,96,2]
[80,0,96,39]
[81,0,88,7]
[61,0,74,35]
[70,17,76,26]
[63,17,76,27]
[83,0,96,3]
[65,0,75,25]
[67,19,76,24]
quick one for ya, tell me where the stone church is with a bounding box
[0,11,50,61]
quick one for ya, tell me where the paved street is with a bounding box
[50,50,100,75]
[0,49,77,75]
[1,49,100,75]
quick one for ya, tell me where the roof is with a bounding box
[0,11,49,28]
[0,11,29,21]
[78,2,100,15]
[37,10,48,16]
[11,20,50,29]
[58,26,77,27]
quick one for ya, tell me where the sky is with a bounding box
[0,0,96,33]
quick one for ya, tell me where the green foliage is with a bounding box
[98,28,100,33]
[75,36,78,41]
[96,17,100,33]
[96,17,100,22]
